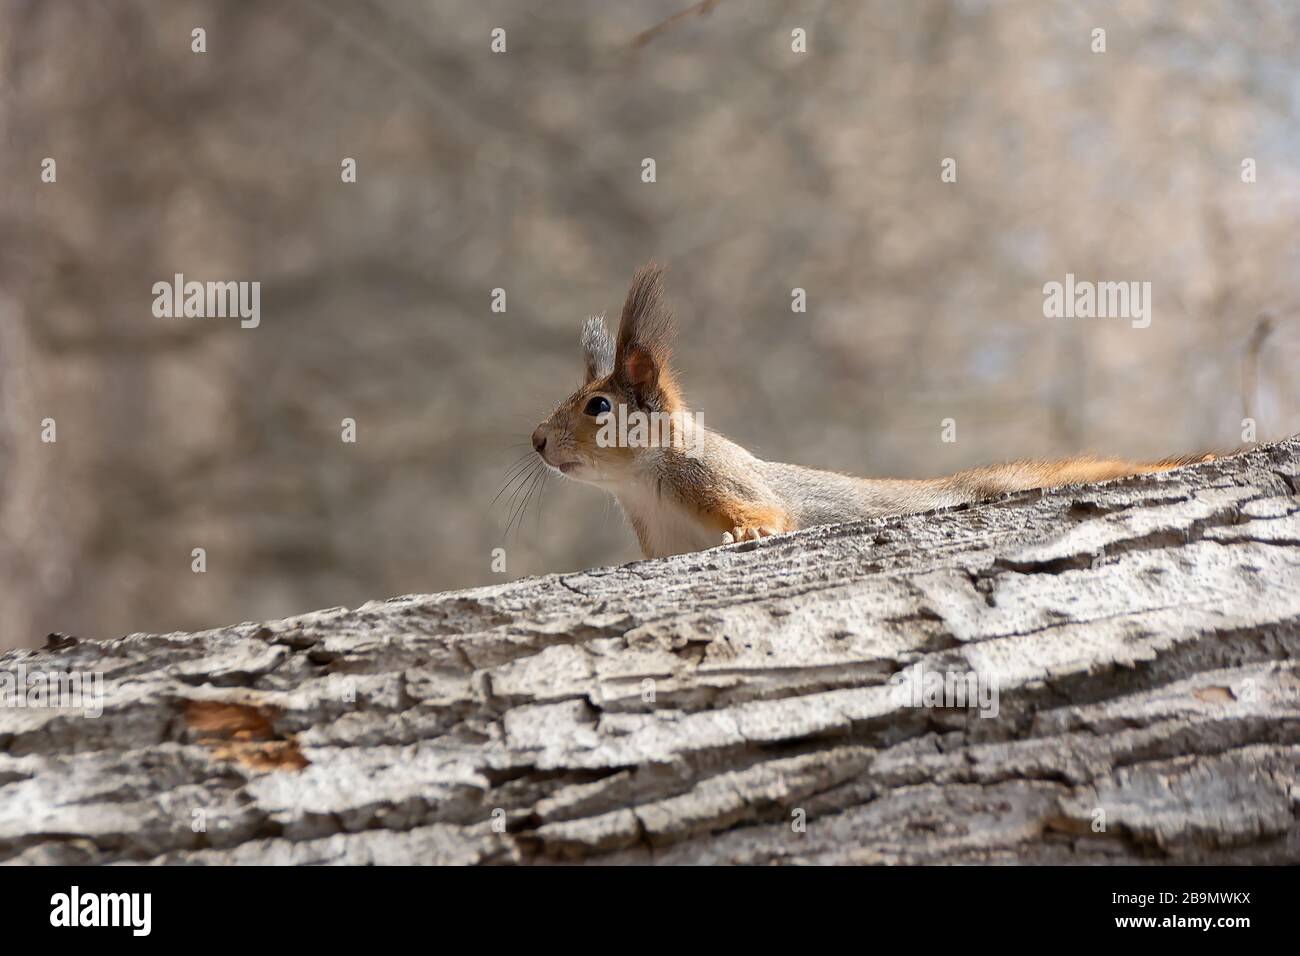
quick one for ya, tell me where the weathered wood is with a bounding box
[2,438,1298,865]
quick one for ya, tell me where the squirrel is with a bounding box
[530,263,1217,559]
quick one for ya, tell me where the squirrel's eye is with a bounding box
[583,396,612,417]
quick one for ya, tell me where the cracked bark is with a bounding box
[2,438,1299,865]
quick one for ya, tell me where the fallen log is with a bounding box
[2,438,1298,864]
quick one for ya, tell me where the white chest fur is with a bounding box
[613,481,721,558]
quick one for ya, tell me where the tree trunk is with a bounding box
[2,438,1298,865]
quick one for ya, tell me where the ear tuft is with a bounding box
[614,263,676,401]
[580,313,615,382]
[615,263,674,361]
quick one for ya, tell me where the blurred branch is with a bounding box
[1241,312,1275,421]
[631,0,724,50]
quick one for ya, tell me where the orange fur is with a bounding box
[705,496,792,541]
[941,453,1220,499]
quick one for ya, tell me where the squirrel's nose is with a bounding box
[531,426,547,454]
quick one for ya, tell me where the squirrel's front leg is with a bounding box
[714,499,792,545]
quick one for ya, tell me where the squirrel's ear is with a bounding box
[614,262,676,405]
[580,314,614,383]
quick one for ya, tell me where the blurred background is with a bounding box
[1,0,1298,650]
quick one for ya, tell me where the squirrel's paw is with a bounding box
[722,525,776,544]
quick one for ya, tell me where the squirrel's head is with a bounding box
[532,262,683,485]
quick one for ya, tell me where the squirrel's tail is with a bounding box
[942,450,1222,501]
[1145,451,1221,469]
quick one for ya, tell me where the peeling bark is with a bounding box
[2,438,1298,865]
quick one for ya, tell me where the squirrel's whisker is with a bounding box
[490,456,541,512]
[506,463,545,541]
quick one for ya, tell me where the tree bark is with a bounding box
[2,438,1298,865]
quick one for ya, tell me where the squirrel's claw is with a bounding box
[723,526,775,545]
